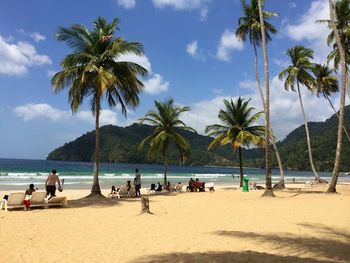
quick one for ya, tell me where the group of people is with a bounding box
[110,169,142,198]
[2,169,64,210]
[187,178,206,192]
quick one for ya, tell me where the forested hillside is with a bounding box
[47,106,350,171]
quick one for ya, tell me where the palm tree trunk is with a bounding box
[91,96,102,195]
[253,44,285,187]
[163,145,169,186]
[239,146,243,187]
[296,82,319,178]
[326,96,350,143]
[258,0,274,197]
[328,0,347,193]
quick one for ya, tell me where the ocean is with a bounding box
[0,158,349,191]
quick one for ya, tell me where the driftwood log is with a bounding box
[140,196,151,214]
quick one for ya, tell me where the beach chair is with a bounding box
[147,184,156,194]
[167,183,177,192]
[175,183,184,192]
[48,196,68,208]
[30,192,48,209]
[128,186,136,197]
[1,192,25,211]
[116,186,129,198]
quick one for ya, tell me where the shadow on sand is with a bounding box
[214,223,350,263]
[132,250,333,263]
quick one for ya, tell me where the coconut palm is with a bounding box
[52,17,148,196]
[258,0,274,196]
[205,97,265,188]
[278,45,320,179]
[312,64,350,143]
[327,0,348,193]
[139,98,196,185]
[317,0,350,98]
[236,0,285,189]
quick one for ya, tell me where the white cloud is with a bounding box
[17,29,46,42]
[14,104,70,122]
[115,53,170,95]
[285,0,331,63]
[76,110,118,126]
[216,29,244,62]
[117,0,136,9]
[186,40,206,60]
[183,74,338,140]
[152,0,209,21]
[14,104,118,126]
[273,58,289,68]
[186,40,198,57]
[29,32,46,42]
[116,53,152,72]
[143,74,169,94]
[0,36,52,76]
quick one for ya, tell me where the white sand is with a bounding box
[0,184,349,263]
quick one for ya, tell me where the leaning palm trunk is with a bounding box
[258,0,274,197]
[91,97,102,195]
[238,146,244,187]
[163,145,169,186]
[328,0,347,193]
[326,96,350,143]
[297,82,320,178]
[253,44,285,187]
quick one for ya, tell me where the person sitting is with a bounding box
[23,184,36,210]
[155,182,163,192]
[109,185,118,198]
[187,178,195,192]
[193,179,205,192]
[126,180,132,192]
[163,181,171,191]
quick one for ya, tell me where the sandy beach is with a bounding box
[1,183,349,263]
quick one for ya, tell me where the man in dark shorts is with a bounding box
[45,170,61,199]
[134,169,141,197]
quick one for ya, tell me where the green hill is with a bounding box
[47,123,264,167]
[273,105,350,172]
[47,105,350,171]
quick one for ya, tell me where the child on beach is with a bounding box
[23,183,36,210]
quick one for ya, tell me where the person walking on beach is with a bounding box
[134,169,141,197]
[45,170,61,199]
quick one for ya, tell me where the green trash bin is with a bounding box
[242,177,249,192]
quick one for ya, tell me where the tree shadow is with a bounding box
[214,224,350,262]
[132,250,333,263]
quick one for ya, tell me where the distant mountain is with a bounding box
[47,105,350,171]
[273,105,350,172]
[47,123,264,167]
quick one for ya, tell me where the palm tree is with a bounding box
[327,0,348,193]
[139,98,196,185]
[236,0,285,189]
[279,45,320,179]
[258,0,274,197]
[312,64,350,143]
[317,0,350,98]
[52,17,148,196]
[205,97,265,188]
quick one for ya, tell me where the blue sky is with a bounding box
[0,0,347,159]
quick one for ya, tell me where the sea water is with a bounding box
[0,158,348,191]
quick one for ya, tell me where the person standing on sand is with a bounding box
[134,169,141,197]
[45,169,61,199]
